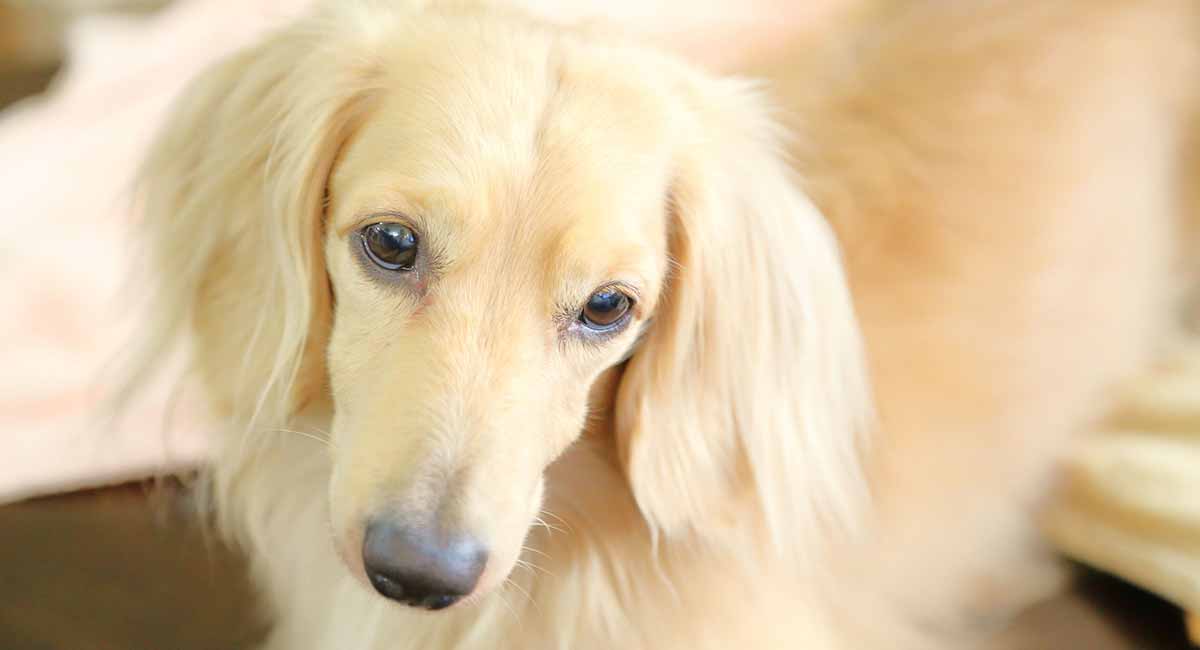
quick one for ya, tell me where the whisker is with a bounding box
[520,545,552,561]
[505,578,540,614]
[515,557,553,578]
[495,586,522,624]
[268,427,334,448]
[532,517,567,536]
[291,421,333,436]
[539,509,574,534]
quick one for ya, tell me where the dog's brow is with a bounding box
[329,172,461,236]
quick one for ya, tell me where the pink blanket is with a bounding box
[0,0,310,503]
[0,0,837,504]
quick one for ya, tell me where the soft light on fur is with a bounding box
[613,77,871,556]
[124,1,1200,648]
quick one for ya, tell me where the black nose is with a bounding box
[362,520,487,610]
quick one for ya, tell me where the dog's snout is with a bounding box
[361,520,488,610]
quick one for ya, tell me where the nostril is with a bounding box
[421,594,457,611]
[362,520,488,610]
[366,569,408,603]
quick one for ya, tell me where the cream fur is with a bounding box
[126,1,1200,648]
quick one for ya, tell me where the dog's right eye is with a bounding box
[361,222,418,271]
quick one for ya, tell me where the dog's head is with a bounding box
[138,3,869,610]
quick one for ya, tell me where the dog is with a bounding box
[127,0,1200,647]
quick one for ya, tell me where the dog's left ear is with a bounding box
[615,79,872,556]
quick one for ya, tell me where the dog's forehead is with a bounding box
[330,34,683,250]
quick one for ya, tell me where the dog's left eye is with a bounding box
[361,222,418,271]
[580,287,633,331]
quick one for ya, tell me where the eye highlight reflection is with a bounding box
[360,222,418,271]
[578,286,634,333]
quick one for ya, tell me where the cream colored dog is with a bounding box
[130,1,1200,648]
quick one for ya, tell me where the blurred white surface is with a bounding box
[0,0,312,503]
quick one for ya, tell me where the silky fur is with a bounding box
[129,1,1200,648]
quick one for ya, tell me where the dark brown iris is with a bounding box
[580,288,631,330]
[361,222,418,271]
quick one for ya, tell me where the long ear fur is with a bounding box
[126,9,384,526]
[615,79,872,558]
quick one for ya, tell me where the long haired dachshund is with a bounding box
[127,1,1200,647]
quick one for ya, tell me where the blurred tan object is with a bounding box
[1046,343,1200,645]
[0,4,61,65]
[0,0,168,69]
[0,3,64,107]
[14,0,168,11]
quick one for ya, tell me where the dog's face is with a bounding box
[140,3,867,615]
[321,42,676,606]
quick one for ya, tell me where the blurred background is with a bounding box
[0,1,1195,648]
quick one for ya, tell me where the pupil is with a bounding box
[590,291,619,312]
[582,289,629,329]
[365,223,417,269]
[379,225,412,251]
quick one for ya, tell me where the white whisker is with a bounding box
[514,558,552,579]
[495,586,522,624]
[538,509,574,535]
[520,545,552,562]
[532,517,567,536]
[505,578,539,614]
[267,426,334,448]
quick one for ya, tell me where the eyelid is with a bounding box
[595,281,641,305]
[568,309,635,345]
[339,210,422,238]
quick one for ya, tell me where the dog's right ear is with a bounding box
[613,77,873,559]
[129,11,382,433]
